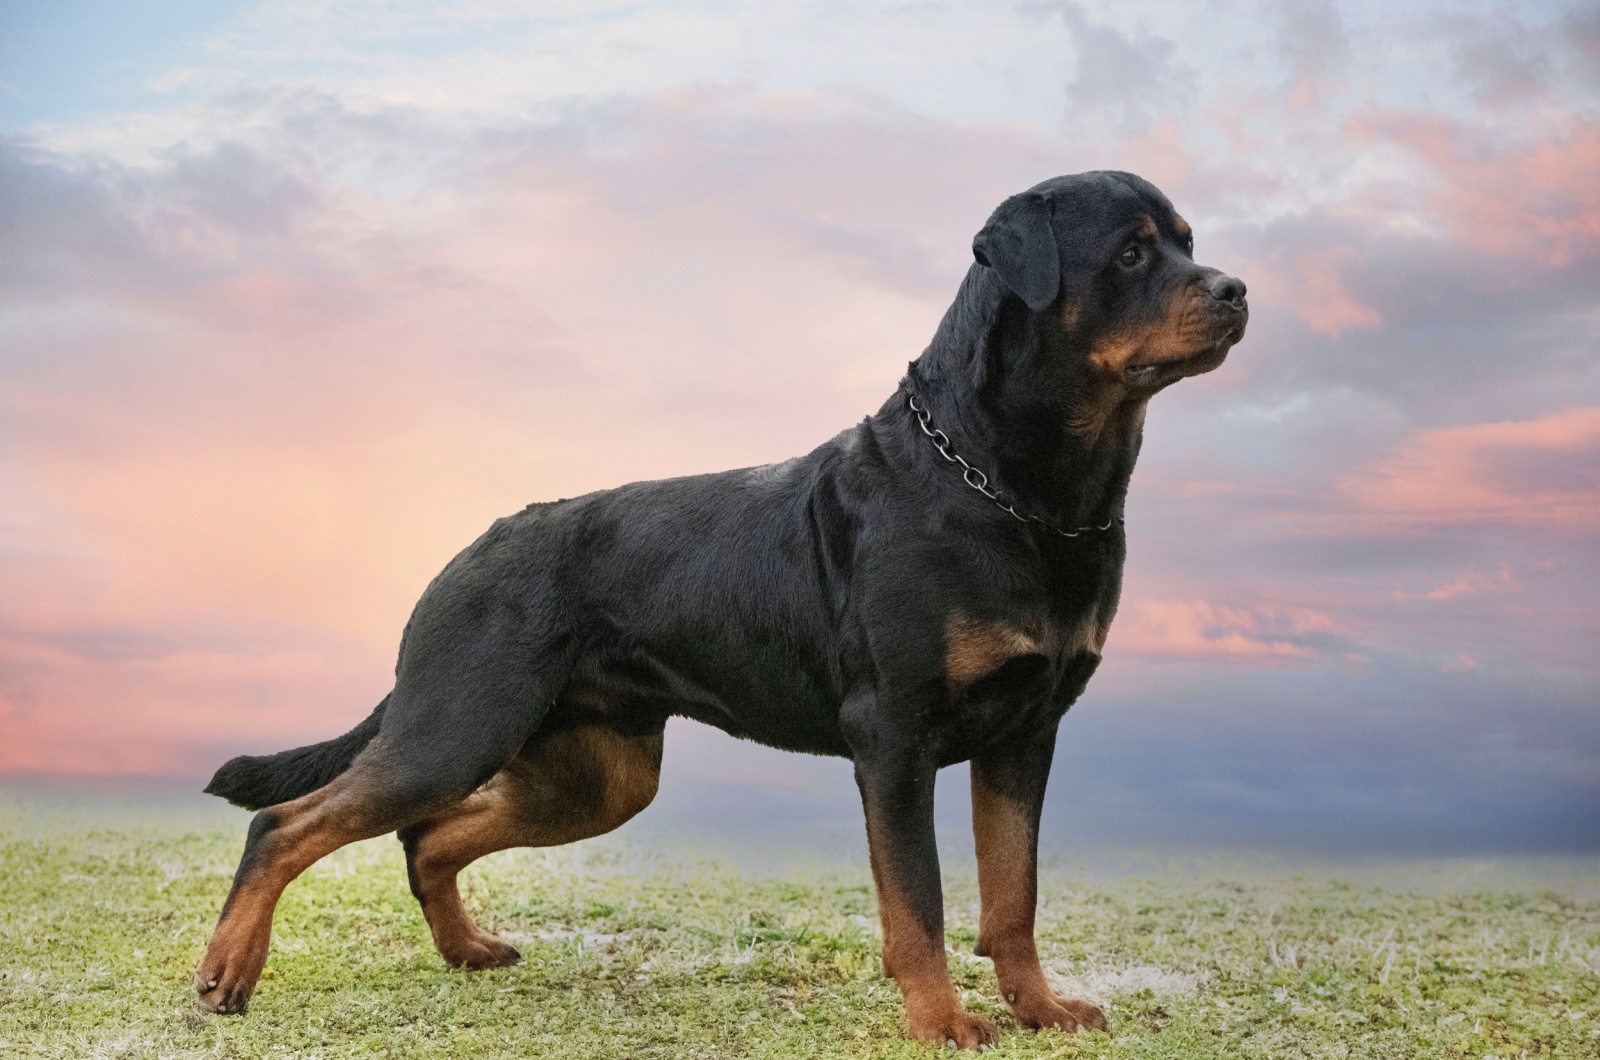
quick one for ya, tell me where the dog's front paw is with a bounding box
[1007,990,1107,1033]
[906,999,1000,1050]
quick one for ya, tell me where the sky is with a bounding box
[1,0,1596,854]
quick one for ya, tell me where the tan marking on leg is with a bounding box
[405,725,663,969]
[586,726,663,826]
[196,773,388,1014]
[404,786,529,970]
[945,612,1041,693]
[971,769,1106,1034]
[862,813,998,1050]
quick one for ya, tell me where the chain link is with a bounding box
[906,392,1124,538]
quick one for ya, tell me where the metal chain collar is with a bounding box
[905,392,1124,538]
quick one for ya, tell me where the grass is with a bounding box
[1,797,1597,1058]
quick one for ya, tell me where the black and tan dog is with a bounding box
[199,170,1247,1048]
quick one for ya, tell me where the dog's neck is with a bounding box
[894,265,1144,530]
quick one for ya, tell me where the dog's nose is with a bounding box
[1208,274,1247,308]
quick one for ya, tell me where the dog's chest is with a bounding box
[943,604,1109,699]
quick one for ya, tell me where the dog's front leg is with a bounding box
[971,731,1107,1034]
[852,739,999,1050]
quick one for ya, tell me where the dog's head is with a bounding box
[973,172,1247,402]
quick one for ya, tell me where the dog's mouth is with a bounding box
[1123,324,1245,389]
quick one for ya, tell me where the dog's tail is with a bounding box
[203,698,388,811]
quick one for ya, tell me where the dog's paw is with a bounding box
[1007,990,1107,1033]
[906,1001,1000,1051]
[193,951,265,1016]
[194,921,271,1016]
[441,931,522,971]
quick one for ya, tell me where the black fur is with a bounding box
[203,698,386,810]
[972,189,1060,311]
[199,170,1248,1044]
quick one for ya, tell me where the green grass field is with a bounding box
[2,793,1597,1059]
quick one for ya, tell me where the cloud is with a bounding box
[1342,406,1600,531]
[1397,566,1522,603]
[1,1,1597,852]
[0,88,1070,776]
[1044,657,1600,853]
[1271,0,1351,107]
[1203,211,1600,431]
[1563,5,1600,91]
[1053,3,1195,131]
[0,615,389,775]
[1352,111,1600,268]
[1110,599,1340,661]
[1279,246,1381,336]
[1446,10,1553,108]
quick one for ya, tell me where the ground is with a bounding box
[1,793,1597,1058]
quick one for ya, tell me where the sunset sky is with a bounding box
[2,0,1596,852]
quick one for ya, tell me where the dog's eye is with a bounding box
[1118,244,1143,268]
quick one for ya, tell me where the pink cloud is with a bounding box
[1397,566,1523,602]
[1343,406,1600,531]
[5,79,1598,779]
[0,90,1078,776]
[1109,599,1339,661]
[0,619,388,775]
[1351,112,1600,266]
[1273,246,1382,336]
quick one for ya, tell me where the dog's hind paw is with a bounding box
[193,963,257,1016]
[441,931,523,971]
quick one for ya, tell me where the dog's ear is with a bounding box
[972,191,1060,312]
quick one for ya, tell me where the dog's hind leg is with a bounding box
[397,723,664,969]
[195,717,548,1013]
[197,653,567,1012]
[196,565,588,1013]
[195,760,402,1014]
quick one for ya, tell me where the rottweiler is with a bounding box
[198,170,1248,1048]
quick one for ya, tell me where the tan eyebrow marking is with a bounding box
[1135,215,1157,239]
[1173,214,1192,241]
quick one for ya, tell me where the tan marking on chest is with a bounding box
[945,613,1042,691]
[1067,607,1112,655]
